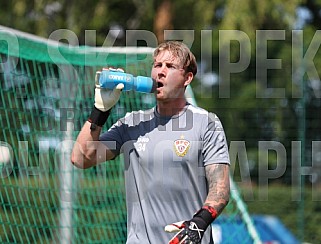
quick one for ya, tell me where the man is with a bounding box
[71,41,230,244]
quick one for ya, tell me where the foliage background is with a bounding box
[1,0,321,242]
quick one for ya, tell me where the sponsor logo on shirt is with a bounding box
[135,136,149,152]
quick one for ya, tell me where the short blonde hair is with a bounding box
[153,41,197,76]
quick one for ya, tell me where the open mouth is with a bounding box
[157,81,164,88]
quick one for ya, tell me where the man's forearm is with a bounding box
[71,121,102,169]
[204,163,230,215]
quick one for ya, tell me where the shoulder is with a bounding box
[186,104,221,124]
[119,107,155,126]
[186,103,208,115]
[185,104,226,135]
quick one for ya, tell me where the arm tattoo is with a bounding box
[204,164,230,215]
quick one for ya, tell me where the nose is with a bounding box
[157,63,167,78]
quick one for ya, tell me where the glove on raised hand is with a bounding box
[94,68,124,112]
[166,206,217,244]
[88,68,124,129]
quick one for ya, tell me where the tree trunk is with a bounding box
[153,0,173,43]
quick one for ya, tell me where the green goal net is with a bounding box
[0,25,261,244]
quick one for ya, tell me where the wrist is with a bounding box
[88,106,111,128]
[192,206,218,229]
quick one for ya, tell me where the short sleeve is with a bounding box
[99,120,125,156]
[202,113,230,166]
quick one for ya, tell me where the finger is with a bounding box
[115,83,124,91]
[165,221,185,233]
[109,83,123,100]
[102,67,124,73]
[116,68,125,72]
[95,71,102,86]
[104,67,117,72]
[168,231,187,244]
[165,225,180,233]
[179,235,188,244]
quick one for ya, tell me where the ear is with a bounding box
[184,72,193,87]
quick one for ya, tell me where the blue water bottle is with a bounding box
[97,69,156,93]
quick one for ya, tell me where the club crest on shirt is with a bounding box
[174,136,190,157]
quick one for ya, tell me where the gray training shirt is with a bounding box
[100,103,230,244]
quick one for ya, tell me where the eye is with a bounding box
[167,64,178,69]
[153,63,162,68]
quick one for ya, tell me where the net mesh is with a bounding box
[0,26,261,244]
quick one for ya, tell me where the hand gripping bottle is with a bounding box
[96,69,156,93]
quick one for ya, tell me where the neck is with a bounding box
[157,98,187,117]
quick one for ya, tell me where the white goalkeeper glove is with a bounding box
[88,68,124,129]
[94,67,124,112]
